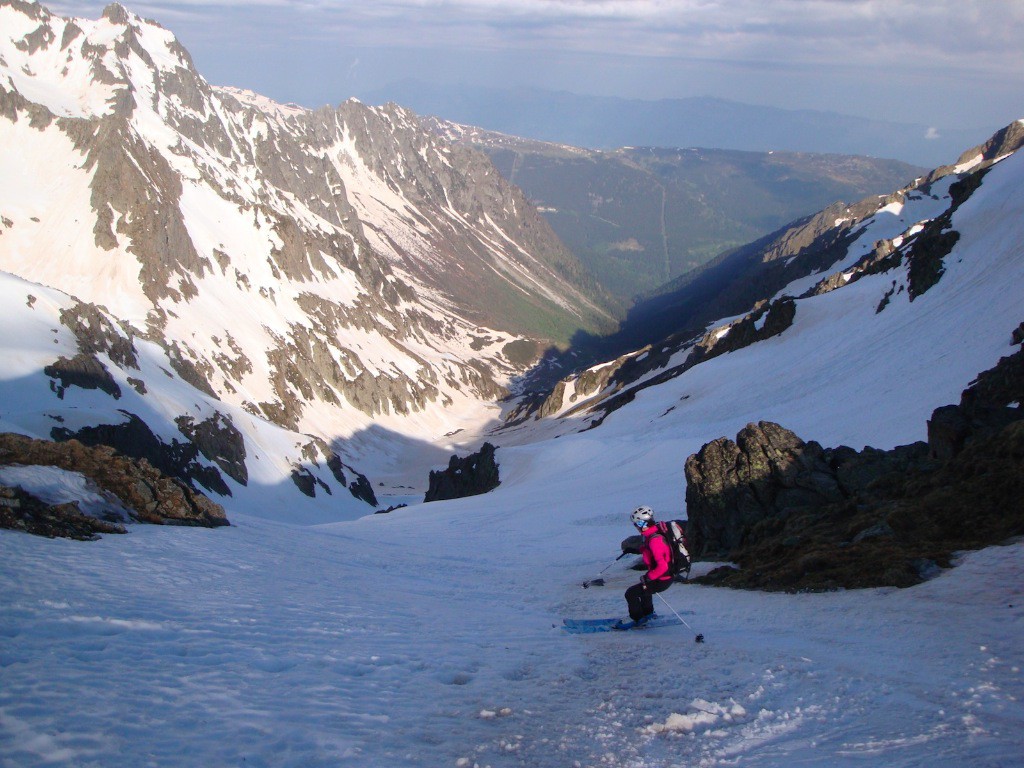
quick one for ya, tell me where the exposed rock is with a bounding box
[905,169,986,300]
[686,344,1024,591]
[929,344,1024,461]
[684,421,850,559]
[686,297,797,371]
[45,352,121,399]
[52,412,230,496]
[523,296,798,427]
[0,433,228,529]
[0,485,127,540]
[58,302,139,369]
[290,465,330,498]
[424,442,500,502]
[347,472,378,506]
[323,450,378,506]
[1008,322,1024,346]
[175,411,248,485]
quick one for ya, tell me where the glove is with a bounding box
[640,575,649,590]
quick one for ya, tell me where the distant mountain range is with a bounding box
[426,120,924,302]
[507,120,1024,407]
[362,81,993,168]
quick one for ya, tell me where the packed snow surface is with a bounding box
[1,503,1022,767]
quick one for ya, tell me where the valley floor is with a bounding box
[2,505,1022,768]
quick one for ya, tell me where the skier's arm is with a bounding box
[646,535,672,581]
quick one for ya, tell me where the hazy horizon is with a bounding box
[48,1,1022,157]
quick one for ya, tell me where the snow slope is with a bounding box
[1,489,1021,767]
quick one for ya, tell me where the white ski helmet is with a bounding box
[630,506,654,528]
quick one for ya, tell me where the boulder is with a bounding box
[684,421,844,558]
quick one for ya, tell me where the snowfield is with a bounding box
[1,502,1022,767]
[4,145,1024,766]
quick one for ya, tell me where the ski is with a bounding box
[561,614,688,634]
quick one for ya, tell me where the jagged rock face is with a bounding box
[684,420,948,560]
[928,344,1024,462]
[424,442,500,502]
[684,346,1024,590]
[684,422,849,558]
[0,432,228,528]
[0,0,615,458]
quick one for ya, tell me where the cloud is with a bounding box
[41,0,1024,128]
[925,127,941,140]
[44,0,1024,75]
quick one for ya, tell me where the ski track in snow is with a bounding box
[1,512,1022,768]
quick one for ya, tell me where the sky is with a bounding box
[46,1,1024,142]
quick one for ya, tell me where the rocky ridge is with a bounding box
[0,432,229,539]
[424,442,501,502]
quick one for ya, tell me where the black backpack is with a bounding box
[655,520,692,579]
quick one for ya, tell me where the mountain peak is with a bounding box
[101,3,130,24]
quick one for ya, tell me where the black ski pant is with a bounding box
[625,578,672,621]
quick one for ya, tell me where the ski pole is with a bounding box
[656,591,705,643]
[582,551,629,588]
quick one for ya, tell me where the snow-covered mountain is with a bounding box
[0,1,615,518]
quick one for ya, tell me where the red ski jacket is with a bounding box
[641,524,673,582]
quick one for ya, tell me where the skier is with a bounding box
[622,506,673,627]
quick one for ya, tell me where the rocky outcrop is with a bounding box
[684,340,1024,591]
[685,422,865,558]
[686,297,797,371]
[928,345,1024,461]
[0,485,127,540]
[290,465,330,498]
[52,412,231,496]
[0,433,229,531]
[58,302,139,369]
[424,442,500,502]
[45,353,122,399]
[175,412,248,485]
